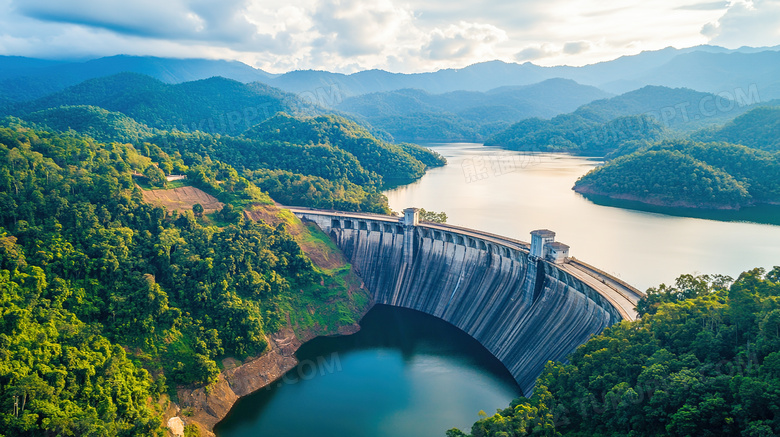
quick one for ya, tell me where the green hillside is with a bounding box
[0,121,371,435]
[693,106,780,151]
[23,105,155,143]
[451,268,780,437]
[484,85,779,154]
[576,85,755,129]
[485,114,665,153]
[8,73,316,135]
[9,96,445,213]
[243,113,445,183]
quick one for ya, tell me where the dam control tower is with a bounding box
[530,229,569,264]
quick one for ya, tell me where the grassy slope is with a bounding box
[245,204,371,337]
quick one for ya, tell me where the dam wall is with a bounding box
[291,208,640,395]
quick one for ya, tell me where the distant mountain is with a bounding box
[483,85,771,152]
[335,78,612,142]
[0,55,275,102]
[627,51,780,100]
[2,45,779,105]
[264,46,780,99]
[576,86,761,131]
[0,56,66,81]
[7,73,317,135]
[692,106,780,151]
[268,60,551,97]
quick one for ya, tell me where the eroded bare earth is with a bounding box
[141,186,224,213]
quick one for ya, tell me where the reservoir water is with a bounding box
[216,143,780,436]
[386,143,780,290]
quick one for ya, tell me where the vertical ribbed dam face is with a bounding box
[295,211,624,395]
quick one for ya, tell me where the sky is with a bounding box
[1,0,779,73]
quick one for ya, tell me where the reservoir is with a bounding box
[216,143,780,436]
[386,143,780,290]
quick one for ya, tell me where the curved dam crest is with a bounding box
[290,207,642,395]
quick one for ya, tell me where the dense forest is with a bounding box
[693,107,780,151]
[23,105,155,143]
[573,140,780,210]
[0,121,375,435]
[2,73,316,136]
[8,97,445,214]
[0,69,450,435]
[485,114,665,154]
[450,267,780,437]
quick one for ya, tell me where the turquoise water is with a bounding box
[214,305,521,437]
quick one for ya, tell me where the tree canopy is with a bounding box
[0,121,370,435]
[451,267,780,437]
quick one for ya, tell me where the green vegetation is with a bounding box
[8,108,444,214]
[419,209,448,223]
[2,70,446,215]
[574,140,780,209]
[485,114,665,154]
[575,86,755,129]
[8,73,312,135]
[0,121,369,435]
[693,106,780,151]
[484,85,779,154]
[144,113,443,213]
[23,105,155,143]
[243,113,445,183]
[450,267,780,437]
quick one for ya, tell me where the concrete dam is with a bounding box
[290,207,643,395]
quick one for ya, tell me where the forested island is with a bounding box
[573,140,780,210]
[572,107,780,210]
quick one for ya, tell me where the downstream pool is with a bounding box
[214,305,521,437]
[216,143,780,436]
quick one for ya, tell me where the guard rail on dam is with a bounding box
[287,206,644,395]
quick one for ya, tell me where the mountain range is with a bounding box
[2,45,780,104]
[4,72,318,136]
[0,55,275,102]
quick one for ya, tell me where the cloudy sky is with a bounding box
[1,0,779,73]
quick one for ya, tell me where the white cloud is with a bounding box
[423,22,507,61]
[515,43,558,61]
[11,0,258,42]
[0,0,774,73]
[311,0,419,57]
[562,41,592,55]
[703,0,780,47]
